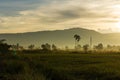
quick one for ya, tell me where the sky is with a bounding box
[0,0,120,33]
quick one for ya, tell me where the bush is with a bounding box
[0,43,11,54]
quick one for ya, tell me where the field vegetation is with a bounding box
[1,51,120,80]
[1,35,120,80]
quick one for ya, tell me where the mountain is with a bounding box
[0,28,120,48]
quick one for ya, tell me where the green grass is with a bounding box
[1,52,120,80]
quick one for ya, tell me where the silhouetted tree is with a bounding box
[52,44,57,50]
[11,44,19,51]
[46,43,51,50]
[65,46,69,51]
[94,43,103,50]
[83,44,89,52]
[41,44,46,50]
[107,44,112,49]
[75,44,81,50]
[16,43,19,50]
[28,44,35,50]
[0,39,11,54]
[74,34,81,49]
[41,43,51,50]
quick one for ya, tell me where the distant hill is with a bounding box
[0,28,120,48]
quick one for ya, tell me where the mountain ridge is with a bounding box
[0,28,120,48]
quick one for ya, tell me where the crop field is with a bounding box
[1,51,120,80]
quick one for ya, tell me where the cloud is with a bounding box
[0,0,120,33]
[19,3,113,24]
[0,0,50,16]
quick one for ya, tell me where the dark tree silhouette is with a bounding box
[11,44,21,51]
[41,44,46,50]
[94,43,103,50]
[75,44,81,50]
[52,44,57,50]
[28,44,35,50]
[0,39,11,54]
[74,34,81,49]
[65,46,69,51]
[16,43,19,50]
[107,44,112,49]
[83,44,89,52]
[41,43,51,50]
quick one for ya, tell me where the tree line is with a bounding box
[0,34,118,54]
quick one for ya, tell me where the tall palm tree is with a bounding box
[74,34,81,49]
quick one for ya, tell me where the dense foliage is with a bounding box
[0,39,11,54]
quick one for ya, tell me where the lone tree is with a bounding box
[0,39,11,54]
[74,34,81,49]
[75,44,81,50]
[28,44,35,50]
[83,44,89,52]
[52,44,57,51]
[94,43,103,50]
[41,43,51,51]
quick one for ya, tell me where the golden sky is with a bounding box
[0,0,120,33]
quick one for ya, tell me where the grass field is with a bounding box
[1,51,120,80]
